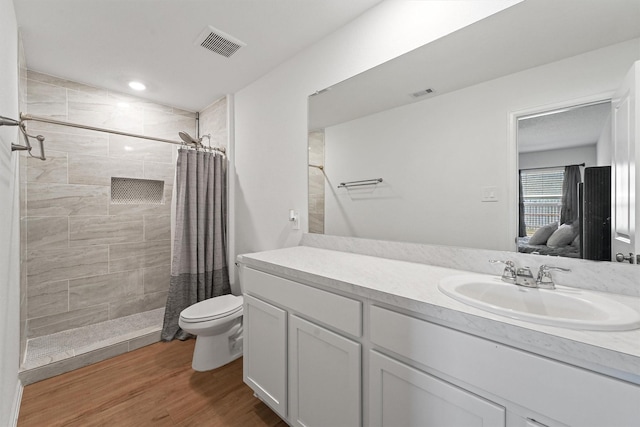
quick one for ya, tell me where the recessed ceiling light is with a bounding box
[128,81,146,91]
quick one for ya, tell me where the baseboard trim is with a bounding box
[10,380,23,427]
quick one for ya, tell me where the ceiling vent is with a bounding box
[411,88,435,98]
[195,26,246,58]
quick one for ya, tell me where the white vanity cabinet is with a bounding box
[240,259,640,427]
[243,294,287,417]
[289,315,361,427]
[370,305,640,427]
[369,350,506,426]
[242,266,363,427]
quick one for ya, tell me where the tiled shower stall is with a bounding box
[18,68,228,383]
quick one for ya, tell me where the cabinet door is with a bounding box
[243,294,287,418]
[369,351,505,427]
[289,315,361,427]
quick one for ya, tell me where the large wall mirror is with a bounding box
[308,0,640,263]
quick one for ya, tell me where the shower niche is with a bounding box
[111,177,165,205]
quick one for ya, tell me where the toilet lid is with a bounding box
[180,295,243,322]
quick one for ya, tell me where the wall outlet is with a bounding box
[481,186,499,202]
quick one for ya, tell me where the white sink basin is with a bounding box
[438,274,640,331]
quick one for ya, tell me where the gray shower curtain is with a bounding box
[161,148,230,341]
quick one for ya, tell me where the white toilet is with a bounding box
[179,292,244,372]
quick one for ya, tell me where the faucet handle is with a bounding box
[536,265,571,289]
[489,259,516,284]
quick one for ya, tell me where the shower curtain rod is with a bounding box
[520,162,585,172]
[19,113,226,153]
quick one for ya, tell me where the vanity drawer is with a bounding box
[370,305,640,427]
[243,267,362,337]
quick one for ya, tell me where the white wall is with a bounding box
[519,145,598,171]
[233,0,522,265]
[323,39,640,251]
[596,114,613,166]
[0,0,22,423]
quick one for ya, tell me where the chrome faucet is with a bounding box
[515,267,536,287]
[490,260,562,289]
[536,265,571,289]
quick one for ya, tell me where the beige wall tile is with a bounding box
[143,110,195,140]
[68,154,143,185]
[27,216,69,251]
[26,70,54,84]
[171,107,197,118]
[309,214,325,234]
[308,130,325,166]
[69,270,144,310]
[30,129,109,156]
[27,280,69,318]
[308,130,325,234]
[69,215,144,246]
[143,161,175,183]
[27,183,109,216]
[109,240,171,272]
[143,265,171,294]
[27,150,68,183]
[105,93,144,133]
[109,92,174,115]
[27,304,110,338]
[200,97,227,149]
[109,291,167,320]
[67,88,112,128]
[109,134,173,163]
[27,70,107,97]
[309,168,325,196]
[26,79,67,118]
[144,214,171,242]
[310,194,325,215]
[27,246,109,286]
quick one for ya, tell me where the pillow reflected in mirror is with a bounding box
[547,223,579,248]
[528,222,558,245]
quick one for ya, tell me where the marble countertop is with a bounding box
[238,245,640,384]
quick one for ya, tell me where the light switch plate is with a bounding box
[289,209,300,230]
[481,186,498,202]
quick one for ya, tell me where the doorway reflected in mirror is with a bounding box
[517,101,612,260]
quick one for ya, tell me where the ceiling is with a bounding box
[518,102,612,154]
[13,0,383,112]
[308,0,640,131]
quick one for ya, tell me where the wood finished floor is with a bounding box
[18,339,288,427]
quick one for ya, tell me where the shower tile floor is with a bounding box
[22,308,165,373]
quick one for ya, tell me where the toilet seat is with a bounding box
[180,295,243,323]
